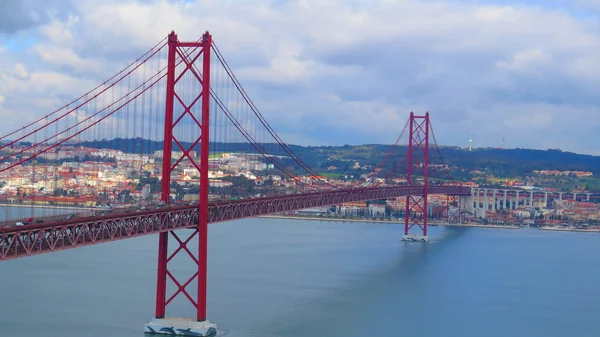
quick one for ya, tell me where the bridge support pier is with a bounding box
[462,195,474,220]
[401,234,430,242]
[472,189,478,218]
[146,318,217,336]
[529,192,534,207]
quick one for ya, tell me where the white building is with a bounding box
[369,204,386,218]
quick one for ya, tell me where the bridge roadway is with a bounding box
[0,185,470,260]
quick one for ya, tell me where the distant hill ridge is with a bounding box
[74,138,600,176]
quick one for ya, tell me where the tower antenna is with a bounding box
[468,131,473,152]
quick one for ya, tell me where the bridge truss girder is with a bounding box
[0,185,469,261]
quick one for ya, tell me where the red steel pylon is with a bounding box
[156,30,212,322]
[404,112,430,237]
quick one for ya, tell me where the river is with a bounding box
[1,218,599,337]
[0,204,92,224]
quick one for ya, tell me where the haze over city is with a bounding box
[1,0,599,153]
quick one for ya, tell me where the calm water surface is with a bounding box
[1,218,599,337]
[0,204,86,221]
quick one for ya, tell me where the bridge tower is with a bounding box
[145,31,217,336]
[402,112,430,242]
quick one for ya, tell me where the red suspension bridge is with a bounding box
[0,31,470,336]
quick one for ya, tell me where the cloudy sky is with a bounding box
[0,0,599,154]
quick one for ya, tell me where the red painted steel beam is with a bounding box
[0,186,470,261]
[155,30,179,320]
[197,31,212,323]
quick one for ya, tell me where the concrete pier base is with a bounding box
[401,234,429,242]
[145,317,217,336]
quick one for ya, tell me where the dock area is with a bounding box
[539,227,600,233]
[444,223,520,229]
[259,215,521,229]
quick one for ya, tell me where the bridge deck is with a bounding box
[0,186,470,260]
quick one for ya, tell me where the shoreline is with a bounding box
[539,227,600,233]
[260,215,600,233]
[0,203,95,211]
[258,215,520,229]
[259,215,407,224]
[444,223,520,229]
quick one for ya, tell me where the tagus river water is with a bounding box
[1,218,599,337]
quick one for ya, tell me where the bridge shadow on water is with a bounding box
[245,225,472,337]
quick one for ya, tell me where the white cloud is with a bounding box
[496,49,549,72]
[0,0,598,155]
[13,63,29,79]
[41,16,78,45]
[32,44,103,74]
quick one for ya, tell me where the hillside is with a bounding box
[76,138,600,178]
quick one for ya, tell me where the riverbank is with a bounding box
[260,215,600,233]
[445,223,520,229]
[260,215,408,224]
[259,215,520,229]
[539,227,600,233]
[0,203,96,211]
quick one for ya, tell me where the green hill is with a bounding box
[76,138,600,180]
